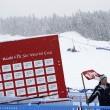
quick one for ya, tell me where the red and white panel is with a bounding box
[0,35,67,98]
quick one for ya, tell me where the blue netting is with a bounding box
[82,106,110,110]
[0,104,78,110]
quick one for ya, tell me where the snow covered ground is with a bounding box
[59,32,110,89]
[0,32,110,90]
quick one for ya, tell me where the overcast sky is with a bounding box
[0,0,110,18]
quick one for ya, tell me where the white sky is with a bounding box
[0,0,110,18]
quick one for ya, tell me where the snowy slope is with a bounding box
[0,32,110,90]
[59,31,110,89]
[0,34,26,42]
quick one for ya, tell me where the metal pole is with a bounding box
[81,73,89,106]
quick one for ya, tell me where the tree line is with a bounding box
[0,10,110,41]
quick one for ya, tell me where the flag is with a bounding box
[82,69,101,80]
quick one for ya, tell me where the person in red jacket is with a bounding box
[86,74,110,106]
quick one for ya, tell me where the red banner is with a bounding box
[0,35,67,98]
[82,69,101,80]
